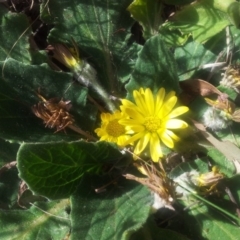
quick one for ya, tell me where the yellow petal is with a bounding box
[124,131,145,146]
[168,106,189,118]
[133,89,149,114]
[160,96,177,118]
[166,119,188,129]
[120,100,142,116]
[135,132,151,154]
[119,119,143,127]
[124,107,145,122]
[165,130,180,141]
[150,133,162,162]
[164,91,176,101]
[117,135,130,146]
[101,113,109,121]
[155,88,165,114]
[128,125,145,132]
[160,131,174,148]
[145,88,155,115]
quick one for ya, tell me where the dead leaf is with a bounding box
[180,79,226,98]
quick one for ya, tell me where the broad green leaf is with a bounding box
[0,139,19,165]
[164,0,194,5]
[0,8,31,63]
[71,175,152,240]
[0,164,19,209]
[175,40,216,81]
[127,0,163,39]
[130,217,190,240]
[177,195,240,239]
[41,0,140,92]
[17,141,124,200]
[159,27,190,46]
[0,59,97,142]
[126,34,180,98]
[162,0,233,43]
[0,139,19,209]
[0,200,70,240]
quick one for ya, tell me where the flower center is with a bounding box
[144,116,161,132]
[106,119,125,137]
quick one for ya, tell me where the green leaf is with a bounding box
[228,25,240,62]
[0,59,97,142]
[0,8,31,63]
[0,200,70,240]
[130,216,190,240]
[0,165,19,209]
[178,196,240,239]
[0,139,19,209]
[164,0,194,5]
[163,0,233,43]
[127,0,163,39]
[159,27,190,46]
[169,158,209,179]
[175,40,216,80]
[170,151,234,179]
[207,147,235,177]
[17,141,123,200]
[227,1,240,28]
[0,139,19,165]
[170,160,240,239]
[41,0,140,92]
[71,175,152,240]
[126,34,180,98]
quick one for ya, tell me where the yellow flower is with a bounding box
[95,111,129,147]
[119,88,189,162]
[52,43,81,69]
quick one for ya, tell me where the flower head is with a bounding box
[51,43,81,70]
[95,111,129,147]
[119,88,189,162]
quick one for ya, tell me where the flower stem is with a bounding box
[75,61,116,112]
[67,124,97,141]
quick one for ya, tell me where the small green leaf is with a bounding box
[71,175,152,240]
[17,141,123,200]
[0,8,31,63]
[126,34,180,97]
[0,200,70,240]
[127,0,163,39]
[207,147,235,177]
[163,0,233,43]
[227,2,240,28]
[175,40,216,80]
